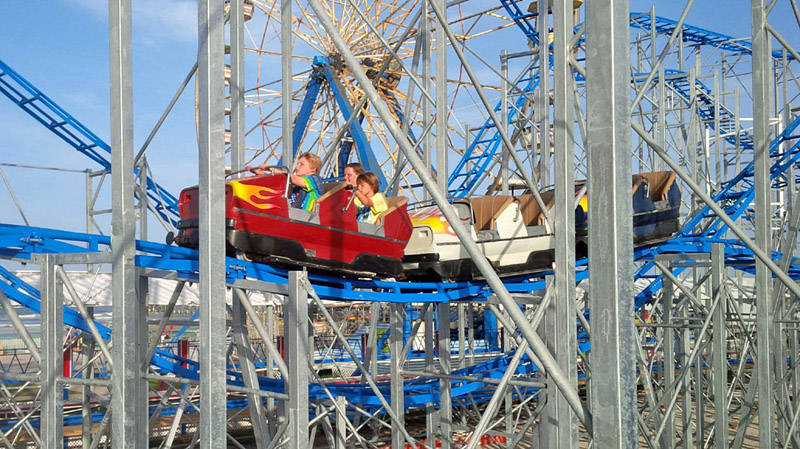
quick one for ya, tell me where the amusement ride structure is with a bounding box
[0,0,799,448]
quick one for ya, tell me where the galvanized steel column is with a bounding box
[197,0,227,446]
[109,0,147,445]
[501,50,510,195]
[281,0,293,167]
[752,1,776,446]
[390,303,405,449]
[422,0,432,200]
[585,0,637,446]
[230,0,246,174]
[435,0,447,193]
[679,287,693,447]
[82,306,96,448]
[425,301,436,440]
[551,0,579,445]
[266,303,277,436]
[659,266,675,448]
[438,304,452,449]
[711,244,729,447]
[138,159,148,240]
[232,291,270,447]
[335,396,347,449]
[286,271,310,448]
[40,255,63,448]
[537,0,550,187]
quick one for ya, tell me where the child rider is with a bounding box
[353,172,388,224]
[247,152,323,211]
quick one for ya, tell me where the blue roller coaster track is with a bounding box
[0,58,180,226]
[1,2,800,432]
[448,6,792,197]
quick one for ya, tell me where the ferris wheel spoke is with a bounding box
[227,0,509,197]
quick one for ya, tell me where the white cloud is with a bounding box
[68,0,197,45]
[134,0,197,45]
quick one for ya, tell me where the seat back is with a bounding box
[515,192,555,226]
[376,196,409,223]
[322,181,342,194]
[632,174,647,195]
[640,171,676,201]
[316,182,347,204]
[469,195,514,231]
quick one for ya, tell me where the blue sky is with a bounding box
[0,0,796,239]
[0,0,200,237]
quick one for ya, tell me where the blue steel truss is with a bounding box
[630,12,795,60]
[294,56,388,191]
[640,69,754,150]
[447,58,544,198]
[501,3,792,60]
[0,58,180,225]
[1,221,798,415]
[498,0,541,47]
[449,5,794,199]
[1,4,799,429]
[1,221,799,417]
[679,113,800,238]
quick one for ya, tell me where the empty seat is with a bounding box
[469,196,514,231]
[515,192,554,227]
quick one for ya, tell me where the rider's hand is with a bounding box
[247,164,268,175]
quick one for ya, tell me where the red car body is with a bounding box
[173,173,414,277]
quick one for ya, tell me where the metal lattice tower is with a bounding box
[0,1,800,448]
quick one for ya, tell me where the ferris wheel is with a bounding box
[227,0,519,201]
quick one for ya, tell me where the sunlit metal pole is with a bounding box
[109,0,147,445]
[306,0,592,431]
[549,0,579,445]
[197,0,227,446]
[230,0,246,175]
[282,0,293,167]
[752,1,776,446]
[585,0,638,446]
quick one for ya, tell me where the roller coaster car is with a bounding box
[574,170,681,251]
[172,173,414,277]
[402,193,559,281]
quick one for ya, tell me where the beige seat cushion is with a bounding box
[470,196,513,231]
[322,181,343,194]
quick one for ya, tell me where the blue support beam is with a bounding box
[0,58,180,225]
[291,56,390,191]
[449,4,795,199]
[317,57,388,190]
[292,68,324,159]
[448,60,543,198]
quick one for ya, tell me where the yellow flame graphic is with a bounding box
[409,207,456,236]
[230,181,282,210]
[577,194,588,211]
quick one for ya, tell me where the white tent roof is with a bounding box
[13,271,284,307]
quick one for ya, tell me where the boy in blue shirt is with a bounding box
[248,152,323,211]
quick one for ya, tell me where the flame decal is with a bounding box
[409,207,457,236]
[230,181,283,210]
[577,193,588,211]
